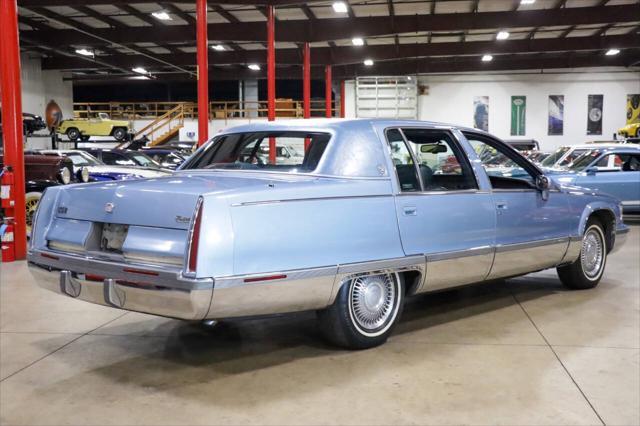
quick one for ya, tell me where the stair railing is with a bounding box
[134,104,185,145]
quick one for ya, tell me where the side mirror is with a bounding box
[536,175,550,201]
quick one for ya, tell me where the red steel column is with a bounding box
[324,65,332,118]
[267,5,276,164]
[0,0,27,260]
[303,43,311,119]
[196,0,208,146]
[340,80,346,118]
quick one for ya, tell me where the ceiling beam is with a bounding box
[42,33,640,70]
[19,0,330,5]
[68,50,640,83]
[115,4,157,26]
[20,4,640,45]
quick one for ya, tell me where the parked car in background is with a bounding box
[37,150,173,181]
[618,122,639,138]
[56,113,132,142]
[0,152,86,234]
[0,111,47,138]
[503,139,540,152]
[551,146,640,214]
[140,148,186,170]
[82,148,168,171]
[526,151,551,165]
[540,143,621,171]
[28,120,628,349]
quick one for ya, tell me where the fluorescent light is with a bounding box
[520,0,535,4]
[132,67,148,74]
[151,11,172,21]
[351,37,364,46]
[75,48,94,57]
[496,31,510,40]
[363,59,374,66]
[481,54,493,62]
[332,2,348,13]
[605,48,620,56]
[248,64,261,71]
[212,44,225,51]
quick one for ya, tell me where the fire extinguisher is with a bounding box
[1,219,15,262]
[1,166,15,209]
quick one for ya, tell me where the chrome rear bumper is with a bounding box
[28,250,214,320]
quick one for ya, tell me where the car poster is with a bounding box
[587,94,603,135]
[473,96,489,131]
[548,95,564,136]
[510,96,526,136]
[627,94,640,124]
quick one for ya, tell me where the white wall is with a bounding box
[344,69,640,151]
[19,53,74,119]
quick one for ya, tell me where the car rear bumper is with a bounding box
[27,250,214,320]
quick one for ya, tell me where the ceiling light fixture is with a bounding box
[332,2,348,13]
[605,48,620,56]
[363,59,374,66]
[75,48,94,57]
[481,54,493,62]
[152,11,172,21]
[352,37,364,46]
[248,64,261,70]
[132,67,148,74]
[520,0,535,4]
[496,31,510,40]
[212,44,225,51]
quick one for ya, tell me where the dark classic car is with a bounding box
[0,111,47,138]
[140,148,186,170]
[0,152,87,233]
[82,148,166,170]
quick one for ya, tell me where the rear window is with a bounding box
[181,131,331,173]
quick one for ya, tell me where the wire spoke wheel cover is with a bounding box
[348,273,400,337]
[581,226,604,279]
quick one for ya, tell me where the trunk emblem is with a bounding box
[175,215,191,224]
[105,203,115,213]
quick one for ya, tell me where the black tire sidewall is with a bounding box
[335,273,405,348]
[113,128,126,140]
[66,128,79,141]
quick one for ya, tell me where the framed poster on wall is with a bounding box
[473,96,489,131]
[587,95,603,135]
[548,95,564,136]
[510,96,526,136]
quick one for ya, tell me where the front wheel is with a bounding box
[557,218,607,289]
[66,128,80,141]
[25,191,42,238]
[318,272,404,349]
[112,127,127,141]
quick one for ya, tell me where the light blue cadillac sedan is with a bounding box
[551,146,640,214]
[28,119,629,349]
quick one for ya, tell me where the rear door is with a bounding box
[387,128,496,292]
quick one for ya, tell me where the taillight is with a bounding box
[186,198,203,275]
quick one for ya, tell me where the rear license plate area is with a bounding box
[100,223,129,253]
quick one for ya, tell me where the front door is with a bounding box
[387,128,496,292]
[463,132,572,279]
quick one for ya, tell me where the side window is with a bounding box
[386,128,420,192]
[622,154,640,171]
[102,152,135,166]
[463,132,537,189]
[401,129,477,191]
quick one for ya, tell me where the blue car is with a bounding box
[28,120,628,349]
[551,146,640,214]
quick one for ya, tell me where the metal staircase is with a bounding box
[134,103,189,147]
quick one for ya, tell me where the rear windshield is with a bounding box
[181,131,331,173]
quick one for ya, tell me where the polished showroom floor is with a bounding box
[1,224,638,426]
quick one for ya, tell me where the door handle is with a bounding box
[496,202,508,210]
[403,206,417,216]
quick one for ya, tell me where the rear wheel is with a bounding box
[112,127,127,141]
[557,218,607,289]
[25,191,42,238]
[318,272,404,349]
[66,128,80,141]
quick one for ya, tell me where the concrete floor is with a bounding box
[1,225,638,426]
